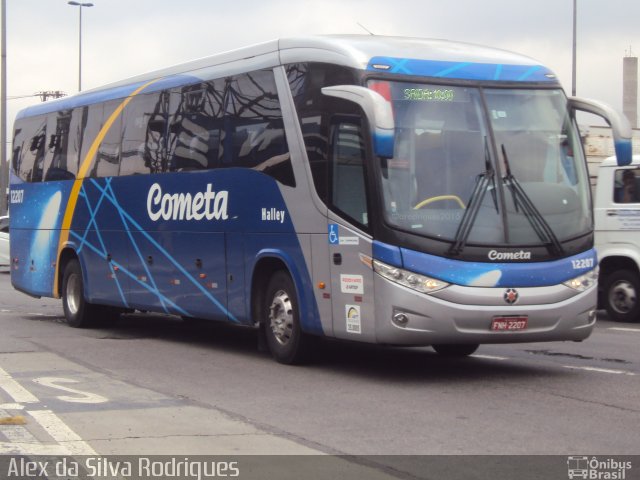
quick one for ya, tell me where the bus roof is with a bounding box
[17,35,558,120]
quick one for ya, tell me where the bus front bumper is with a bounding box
[372,276,597,346]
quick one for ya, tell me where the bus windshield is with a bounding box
[375,81,591,249]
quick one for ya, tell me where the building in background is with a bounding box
[623,55,638,128]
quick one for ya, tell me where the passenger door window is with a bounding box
[330,120,369,229]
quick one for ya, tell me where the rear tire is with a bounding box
[61,259,111,328]
[603,269,640,322]
[262,271,312,364]
[432,344,479,357]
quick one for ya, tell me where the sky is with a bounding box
[2,0,640,136]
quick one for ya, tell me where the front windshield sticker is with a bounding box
[404,88,455,102]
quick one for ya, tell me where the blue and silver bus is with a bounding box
[9,36,632,363]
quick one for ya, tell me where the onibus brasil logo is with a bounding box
[567,456,632,479]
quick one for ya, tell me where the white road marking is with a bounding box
[608,327,640,333]
[0,403,24,410]
[28,410,97,456]
[0,407,71,455]
[473,352,637,376]
[0,369,98,455]
[0,441,70,455]
[563,365,635,376]
[33,377,108,404]
[2,424,39,444]
[471,354,509,361]
[0,367,38,403]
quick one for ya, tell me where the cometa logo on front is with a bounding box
[488,250,532,261]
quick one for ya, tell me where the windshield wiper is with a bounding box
[501,144,565,257]
[448,138,497,256]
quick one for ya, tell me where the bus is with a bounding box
[9,35,632,364]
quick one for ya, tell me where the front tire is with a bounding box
[603,269,640,322]
[262,271,311,364]
[61,259,108,328]
[432,344,479,357]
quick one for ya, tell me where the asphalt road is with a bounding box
[0,268,638,478]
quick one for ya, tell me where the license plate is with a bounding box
[491,316,528,331]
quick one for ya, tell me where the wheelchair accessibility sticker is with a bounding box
[329,224,339,245]
[328,224,359,246]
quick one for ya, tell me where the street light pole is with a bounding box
[67,1,94,92]
[572,0,577,96]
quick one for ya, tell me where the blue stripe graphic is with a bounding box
[69,178,238,322]
[368,57,558,83]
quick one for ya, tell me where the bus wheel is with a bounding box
[62,259,100,328]
[432,344,479,357]
[603,269,640,322]
[263,271,310,365]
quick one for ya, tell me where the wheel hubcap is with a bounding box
[66,273,81,315]
[268,289,294,346]
[609,280,636,314]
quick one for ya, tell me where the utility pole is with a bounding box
[0,0,8,216]
[35,91,67,102]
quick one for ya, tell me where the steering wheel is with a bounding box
[413,195,466,210]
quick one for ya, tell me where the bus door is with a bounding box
[327,119,375,342]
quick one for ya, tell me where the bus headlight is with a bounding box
[373,259,449,294]
[563,267,599,292]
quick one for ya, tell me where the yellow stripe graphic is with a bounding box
[53,79,159,297]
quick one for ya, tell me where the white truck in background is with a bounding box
[595,154,640,322]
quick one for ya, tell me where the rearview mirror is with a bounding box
[569,97,632,166]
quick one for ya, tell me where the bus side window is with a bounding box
[43,110,76,181]
[79,100,122,177]
[168,81,224,172]
[121,91,169,175]
[330,120,369,228]
[224,70,295,187]
[11,126,25,181]
[18,117,47,183]
[11,116,47,182]
[91,101,121,178]
[65,108,82,179]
